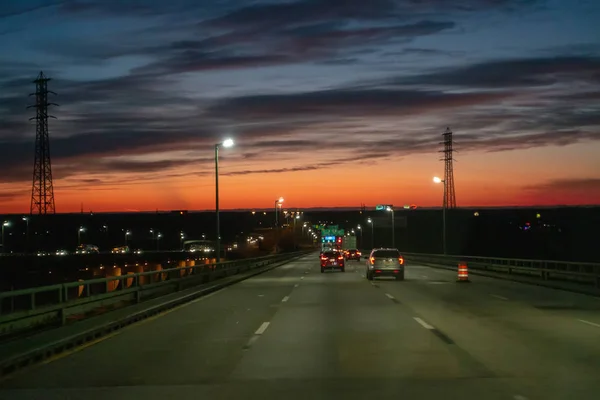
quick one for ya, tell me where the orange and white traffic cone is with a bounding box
[457,261,470,282]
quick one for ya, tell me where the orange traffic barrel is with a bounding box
[457,261,470,282]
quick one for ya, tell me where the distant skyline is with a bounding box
[1,0,599,213]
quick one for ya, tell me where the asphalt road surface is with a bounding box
[1,253,599,399]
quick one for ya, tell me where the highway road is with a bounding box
[1,252,599,399]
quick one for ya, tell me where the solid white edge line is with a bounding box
[413,317,435,330]
[491,294,509,300]
[281,296,289,303]
[255,322,270,335]
[385,293,395,300]
[578,319,600,328]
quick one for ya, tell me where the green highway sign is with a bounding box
[321,228,345,236]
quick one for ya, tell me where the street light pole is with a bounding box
[389,207,395,248]
[78,226,84,246]
[442,182,447,255]
[2,221,9,254]
[367,218,374,249]
[273,197,284,252]
[215,138,234,264]
[357,225,362,249]
[433,177,447,255]
[23,217,29,253]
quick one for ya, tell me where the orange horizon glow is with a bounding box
[2,143,599,214]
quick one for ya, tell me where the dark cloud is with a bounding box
[205,0,399,29]
[397,56,600,88]
[0,1,63,19]
[525,179,600,200]
[59,0,204,17]
[0,190,26,200]
[208,88,509,119]
[224,165,321,176]
[137,20,455,75]
[459,129,599,153]
[205,0,538,30]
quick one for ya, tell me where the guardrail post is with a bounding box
[59,306,66,326]
[541,262,549,280]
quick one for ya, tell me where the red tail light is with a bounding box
[398,257,404,264]
[337,255,344,260]
[370,257,375,264]
[320,256,327,261]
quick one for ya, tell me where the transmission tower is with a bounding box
[28,71,57,215]
[439,127,457,209]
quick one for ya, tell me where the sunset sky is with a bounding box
[1,0,599,213]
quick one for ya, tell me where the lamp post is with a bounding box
[157,233,162,251]
[78,226,85,246]
[22,216,29,253]
[274,197,284,227]
[367,218,374,249]
[273,197,284,253]
[2,221,10,254]
[356,224,362,249]
[215,138,234,263]
[125,230,131,246]
[433,176,447,255]
[386,205,395,248]
[180,232,185,250]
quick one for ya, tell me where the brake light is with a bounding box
[337,255,344,260]
[357,252,361,256]
[370,257,375,264]
[320,255,327,261]
[398,257,404,264]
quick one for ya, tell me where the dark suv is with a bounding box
[345,249,361,261]
[366,248,404,280]
[320,250,345,273]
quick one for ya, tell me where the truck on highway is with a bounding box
[342,236,357,251]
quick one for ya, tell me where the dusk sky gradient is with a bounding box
[1,0,599,212]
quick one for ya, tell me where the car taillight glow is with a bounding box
[337,255,344,260]
[370,257,375,264]
[398,257,404,264]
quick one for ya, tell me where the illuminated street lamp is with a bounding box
[180,232,185,250]
[367,218,374,249]
[22,216,29,253]
[385,205,395,248]
[156,232,162,251]
[125,230,131,246]
[78,226,85,246]
[2,221,10,254]
[215,138,235,263]
[274,197,284,227]
[433,176,447,255]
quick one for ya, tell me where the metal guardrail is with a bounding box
[402,252,600,289]
[0,251,310,336]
